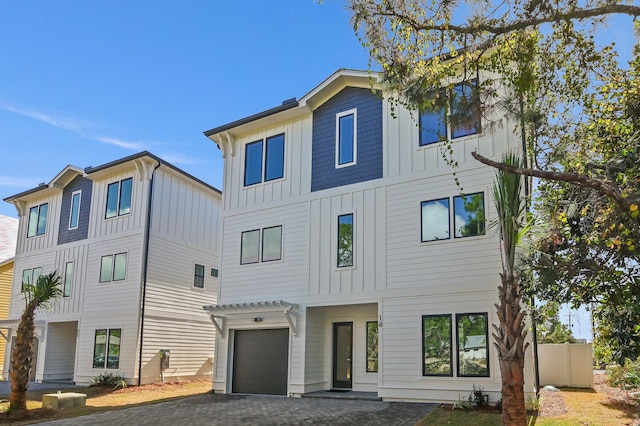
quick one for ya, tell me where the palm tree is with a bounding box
[10,272,62,411]
[491,152,529,425]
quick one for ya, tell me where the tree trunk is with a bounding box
[10,302,37,411]
[493,273,529,426]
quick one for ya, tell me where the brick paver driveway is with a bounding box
[38,393,437,425]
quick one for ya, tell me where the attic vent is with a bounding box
[282,97,296,105]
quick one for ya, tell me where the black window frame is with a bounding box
[240,225,283,265]
[194,264,205,288]
[452,192,486,239]
[420,198,451,242]
[366,321,379,373]
[337,213,354,268]
[418,90,447,146]
[105,177,133,219]
[243,133,285,187]
[455,312,490,378]
[422,314,453,377]
[99,252,128,283]
[92,328,121,369]
[27,203,48,238]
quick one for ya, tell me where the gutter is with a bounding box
[137,161,161,386]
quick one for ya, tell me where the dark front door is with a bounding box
[232,328,289,395]
[332,322,353,389]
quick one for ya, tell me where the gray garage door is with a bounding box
[232,328,289,395]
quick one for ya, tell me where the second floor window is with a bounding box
[194,264,205,288]
[240,225,283,265]
[244,134,285,186]
[63,261,74,297]
[336,109,357,167]
[421,192,485,242]
[69,190,82,229]
[106,178,132,219]
[27,203,48,237]
[337,214,353,268]
[21,267,42,291]
[100,253,127,282]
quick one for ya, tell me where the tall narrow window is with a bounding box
[453,193,485,238]
[366,321,379,373]
[194,264,205,288]
[337,214,353,268]
[336,109,357,167]
[27,203,48,237]
[63,261,74,297]
[419,91,447,146]
[69,191,82,229]
[240,229,260,265]
[422,315,453,376]
[262,226,282,262]
[450,80,481,139]
[421,198,450,242]
[105,178,133,219]
[264,134,285,181]
[244,141,263,186]
[93,328,121,369]
[456,313,489,377]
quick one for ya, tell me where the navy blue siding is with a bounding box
[311,87,383,192]
[57,175,92,245]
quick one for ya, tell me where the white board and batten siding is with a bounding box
[220,201,310,303]
[223,117,313,211]
[14,194,62,257]
[139,166,221,383]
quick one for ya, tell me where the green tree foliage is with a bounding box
[534,302,577,344]
[10,272,62,411]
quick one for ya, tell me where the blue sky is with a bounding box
[0,1,370,217]
[0,2,634,340]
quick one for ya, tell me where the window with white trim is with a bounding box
[27,203,48,237]
[336,109,357,167]
[63,261,74,297]
[69,190,82,229]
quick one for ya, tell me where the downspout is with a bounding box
[137,162,161,386]
[521,95,541,395]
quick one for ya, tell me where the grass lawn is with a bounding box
[0,379,212,425]
[417,378,639,426]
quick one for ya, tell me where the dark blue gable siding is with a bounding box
[57,175,92,245]
[311,87,383,192]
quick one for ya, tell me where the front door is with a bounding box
[332,322,353,389]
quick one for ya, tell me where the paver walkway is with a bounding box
[38,393,437,425]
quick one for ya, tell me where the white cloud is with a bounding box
[422,201,450,241]
[0,100,149,152]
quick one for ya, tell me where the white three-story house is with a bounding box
[203,69,534,402]
[3,152,221,385]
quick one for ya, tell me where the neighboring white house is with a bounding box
[2,152,222,385]
[203,69,535,403]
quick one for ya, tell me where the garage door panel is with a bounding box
[232,328,289,395]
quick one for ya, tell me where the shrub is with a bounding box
[91,372,128,390]
[607,357,640,390]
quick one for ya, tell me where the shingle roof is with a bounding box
[0,214,18,264]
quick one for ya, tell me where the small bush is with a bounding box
[91,372,128,390]
[468,384,489,408]
[607,357,640,390]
